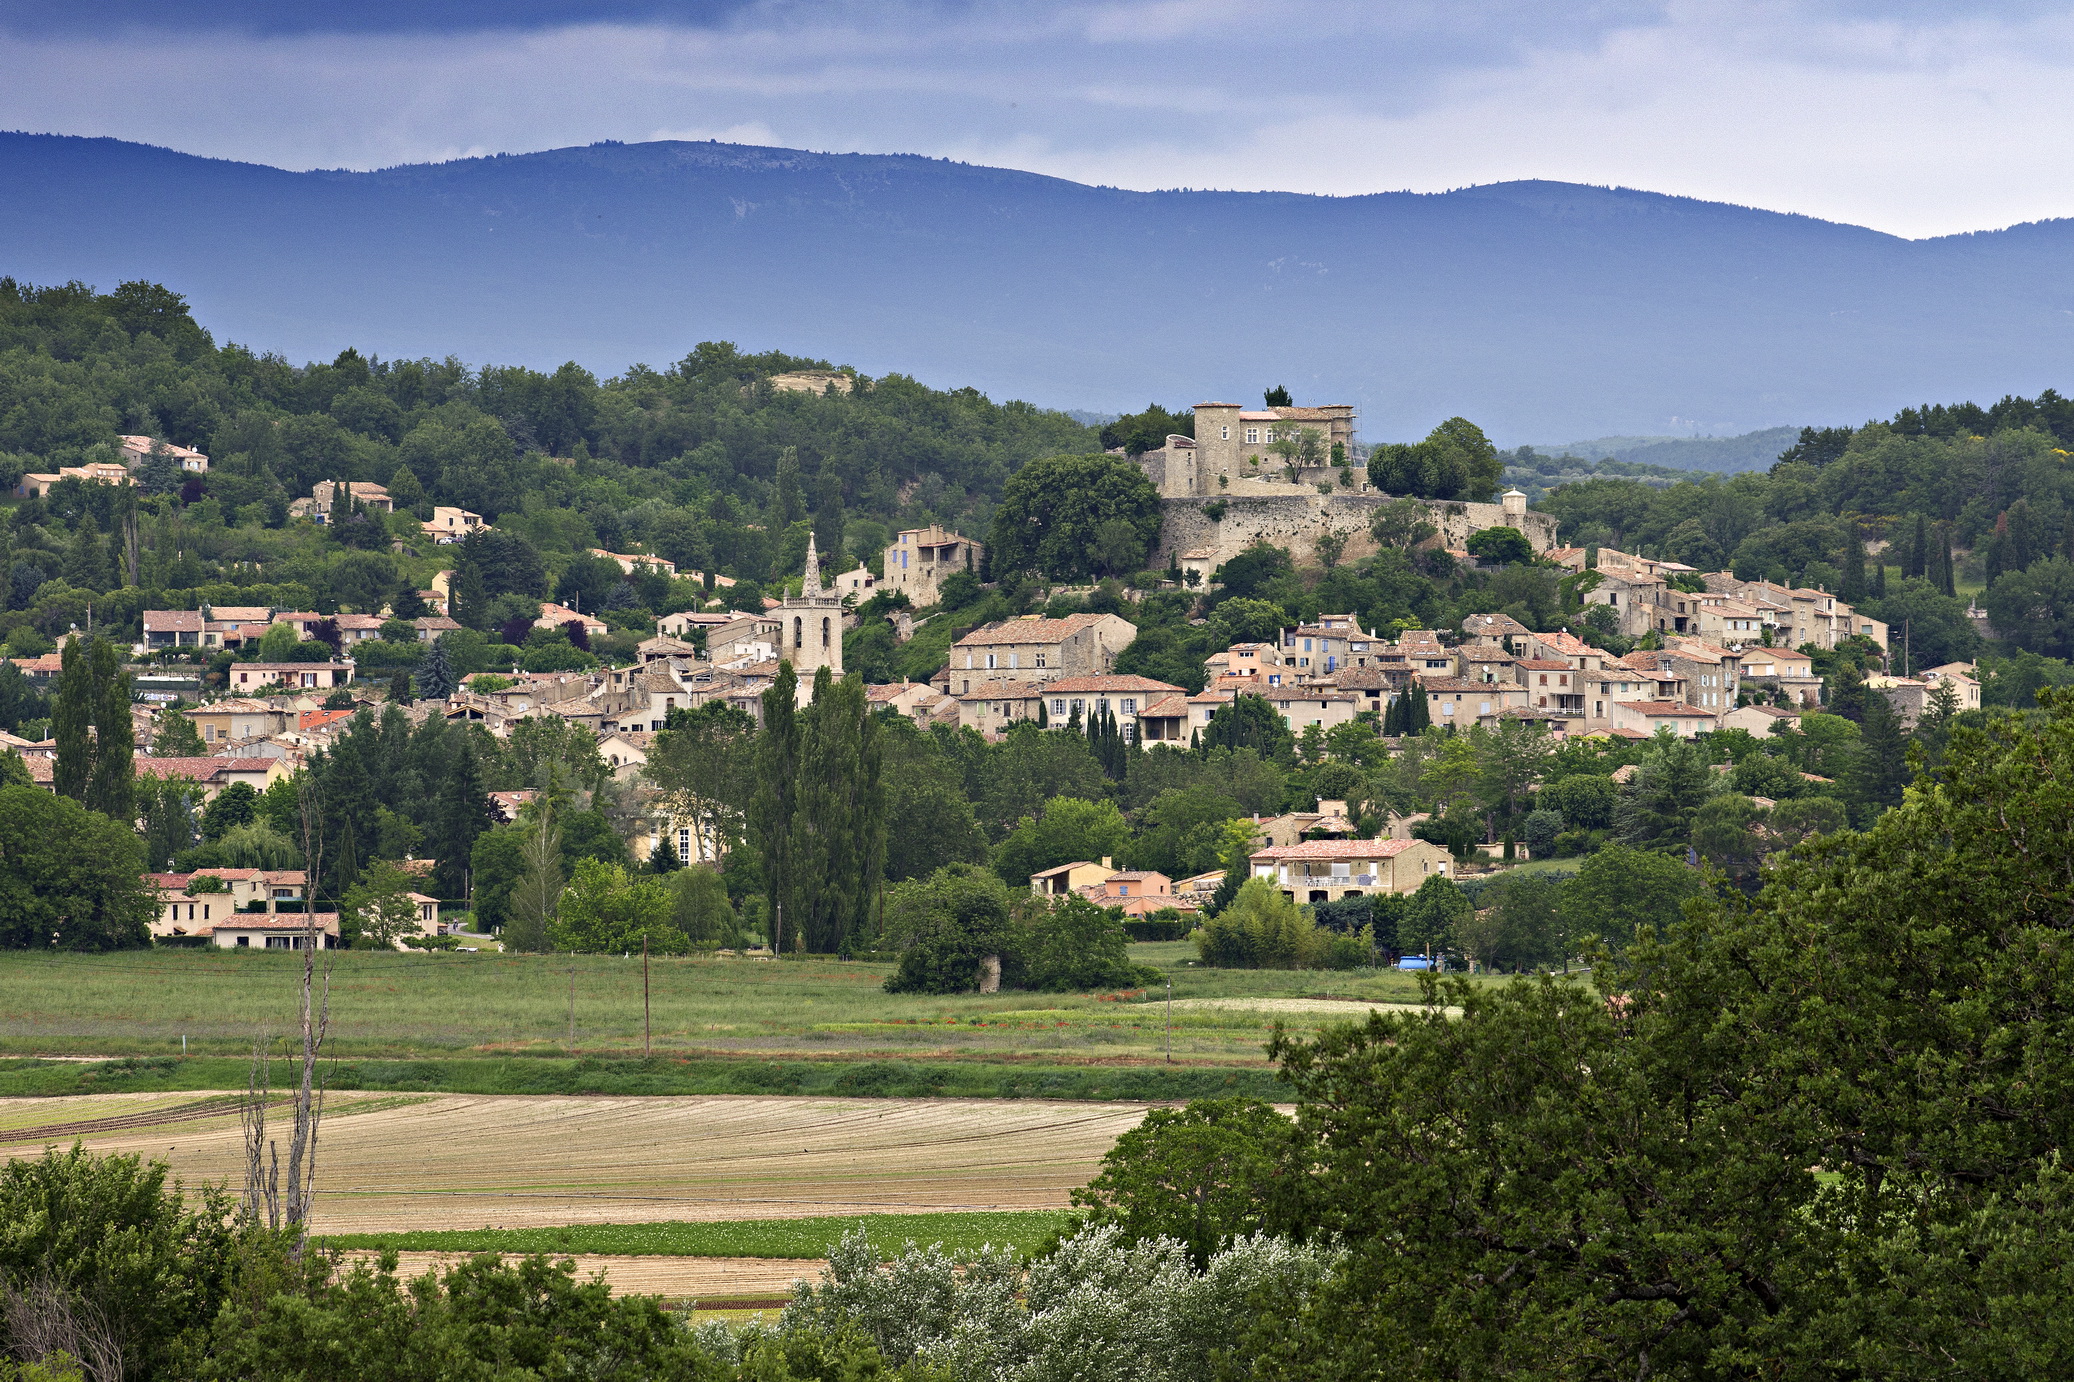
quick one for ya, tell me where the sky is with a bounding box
[4,0,2074,238]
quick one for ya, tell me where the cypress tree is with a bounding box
[1909,514,1928,578]
[1872,560,1886,599]
[1938,522,1958,597]
[1841,525,1866,603]
[432,737,494,900]
[753,662,804,952]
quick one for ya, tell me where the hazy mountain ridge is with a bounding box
[2,132,2071,439]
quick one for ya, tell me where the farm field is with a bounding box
[0,945,1470,1076]
[0,1091,1150,1235]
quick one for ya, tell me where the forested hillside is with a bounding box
[1535,392,2074,677]
[0,275,1093,618]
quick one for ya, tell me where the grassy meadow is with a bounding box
[321,1210,1078,1260]
[0,944,1472,1098]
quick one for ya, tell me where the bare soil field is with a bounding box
[346,1251,816,1304]
[1,1092,1148,1236]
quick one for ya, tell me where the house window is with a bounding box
[1007,653,1018,669]
[1070,699,1085,715]
[1035,652,1046,668]
[1539,674,1547,685]
[1051,699,1066,715]
[1244,428,1260,444]
[1122,698,1136,713]
[236,936,249,947]
[986,653,997,670]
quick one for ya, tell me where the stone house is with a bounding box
[1422,677,1530,727]
[119,435,208,472]
[225,662,353,692]
[941,613,1136,695]
[1250,837,1455,904]
[1866,669,1981,728]
[186,698,295,746]
[423,507,487,542]
[882,526,984,606]
[1279,616,1386,674]
[1031,858,1121,897]
[1608,700,1719,738]
[204,915,343,949]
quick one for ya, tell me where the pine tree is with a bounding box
[433,737,494,901]
[415,634,457,700]
[388,669,413,705]
[1846,691,1910,825]
[649,832,680,873]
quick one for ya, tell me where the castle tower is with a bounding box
[781,532,843,686]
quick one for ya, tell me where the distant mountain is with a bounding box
[2,133,2071,440]
[1539,428,1803,473]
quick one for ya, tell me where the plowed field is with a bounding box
[0,1092,1150,1235]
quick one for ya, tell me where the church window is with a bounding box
[822,617,831,649]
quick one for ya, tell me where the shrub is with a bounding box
[1196,877,1329,968]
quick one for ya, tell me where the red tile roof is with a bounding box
[1250,839,1425,861]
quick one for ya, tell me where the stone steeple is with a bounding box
[802,532,823,596]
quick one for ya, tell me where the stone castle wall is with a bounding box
[1157,493,1560,568]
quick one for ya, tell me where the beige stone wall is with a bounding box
[1157,494,1559,569]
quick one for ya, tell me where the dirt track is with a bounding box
[0,1092,1150,1235]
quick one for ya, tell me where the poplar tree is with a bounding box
[53,635,132,823]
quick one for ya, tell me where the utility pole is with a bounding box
[774,903,782,957]
[642,934,651,1058]
[1165,976,1173,1063]
[567,964,576,1050]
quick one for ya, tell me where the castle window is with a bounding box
[1244,428,1259,444]
[1035,652,1046,667]
[1219,426,1230,440]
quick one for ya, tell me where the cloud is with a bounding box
[1,0,2072,234]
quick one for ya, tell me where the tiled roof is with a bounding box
[1251,839,1424,861]
[1619,700,1717,717]
[952,613,1122,647]
[1515,659,1574,670]
[1036,675,1186,694]
[144,610,205,631]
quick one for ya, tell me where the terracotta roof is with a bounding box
[144,610,205,632]
[202,914,341,935]
[1463,613,1532,635]
[1619,700,1717,718]
[1515,659,1574,671]
[1036,675,1186,695]
[1457,646,1518,662]
[1251,839,1425,861]
[952,613,1123,647]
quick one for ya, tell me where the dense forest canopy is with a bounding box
[0,275,1096,586]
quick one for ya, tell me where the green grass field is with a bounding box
[0,944,1464,1082]
[321,1210,1077,1260]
